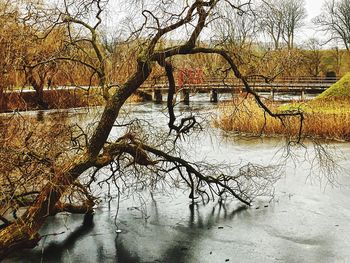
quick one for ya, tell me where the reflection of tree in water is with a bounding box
[9,196,253,263]
[11,212,94,262]
[115,197,249,263]
[115,239,142,263]
[36,110,44,122]
[42,213,94,259]
[160,201,248,263]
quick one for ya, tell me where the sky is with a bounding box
[305,0,323,19]
[102,0,330,46]
[302,0,323,39]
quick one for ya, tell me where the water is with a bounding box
[3,99,350,263]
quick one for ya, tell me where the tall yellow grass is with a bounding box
[215,95,350,141]
[0,88,148,112]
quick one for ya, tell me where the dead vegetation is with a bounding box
[0,0,340,259]
[0,113,96,231]
[215,95,350,141]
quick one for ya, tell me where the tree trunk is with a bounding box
[0,60,152,259]
[0,155,92,260]
[26,69,48,110]
[0,222,41,261]
[35,86,48,110]
[0,86,4,112]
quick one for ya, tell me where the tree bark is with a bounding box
[0,154,92,260]
[26,68,48,110]
[0,60,152,259]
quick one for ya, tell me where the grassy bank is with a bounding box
[215,95,350,141]
[216,73,350,141]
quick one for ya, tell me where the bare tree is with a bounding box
[281,0,306,49]
[0,0,304,258]
[258,0,285,50]
[0,1,69,109]
[211,1,259,74]
[302,38,323,77]
[0,1,23,107]
[330,46,344,75]
[314,0,350,52]
[214,2,258,49]
[258,0,306,49]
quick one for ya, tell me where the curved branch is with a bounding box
[139,143,252,206]
[146,0,216,56]
[157,59,198,136]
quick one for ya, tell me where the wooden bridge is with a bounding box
[3,76,339,104]
[139,76,339,103]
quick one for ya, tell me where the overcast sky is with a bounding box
[305,0,322,19]
[103,0,330,45]
[296,0,326,44]
[294,0,326,44]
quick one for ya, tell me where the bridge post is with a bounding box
[301,89,305,100]
[180,89,190,104]
[135,90,152,101]
[153,89,162,103]
[210,89,218,103]
[270,88,275,101]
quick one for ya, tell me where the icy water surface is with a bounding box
[3,99,350,263]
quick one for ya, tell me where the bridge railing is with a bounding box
[141,76,339,90]
[203,76,339,84]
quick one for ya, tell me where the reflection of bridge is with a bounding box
[139,76,339,103]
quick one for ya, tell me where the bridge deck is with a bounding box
[140,81,333,92]
[3,78,336,94]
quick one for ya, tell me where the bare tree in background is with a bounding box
[0,1,68,109]
[330,46,344,75]
[258,0,306,50]
[302,38,323,77]
[212,2,259,73]
[214,3,258,48]
[0,1,25,109]
[258,0,284,50]
[0,0,305,258]
[314,0,350,52]
[281,0,306,49]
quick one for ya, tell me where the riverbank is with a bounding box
[215,96,350,141]
[0,89,103,112]
[0,88,146,113]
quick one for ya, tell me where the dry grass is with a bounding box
[0,112,96,223]
[0,88,149,112]
[0,114,71,219]
[1,89,104,112]
[215,95,350,141]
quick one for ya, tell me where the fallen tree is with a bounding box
[0,0,305,259]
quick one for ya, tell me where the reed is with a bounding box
[0,87,148,112]
[215,95,350,141]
